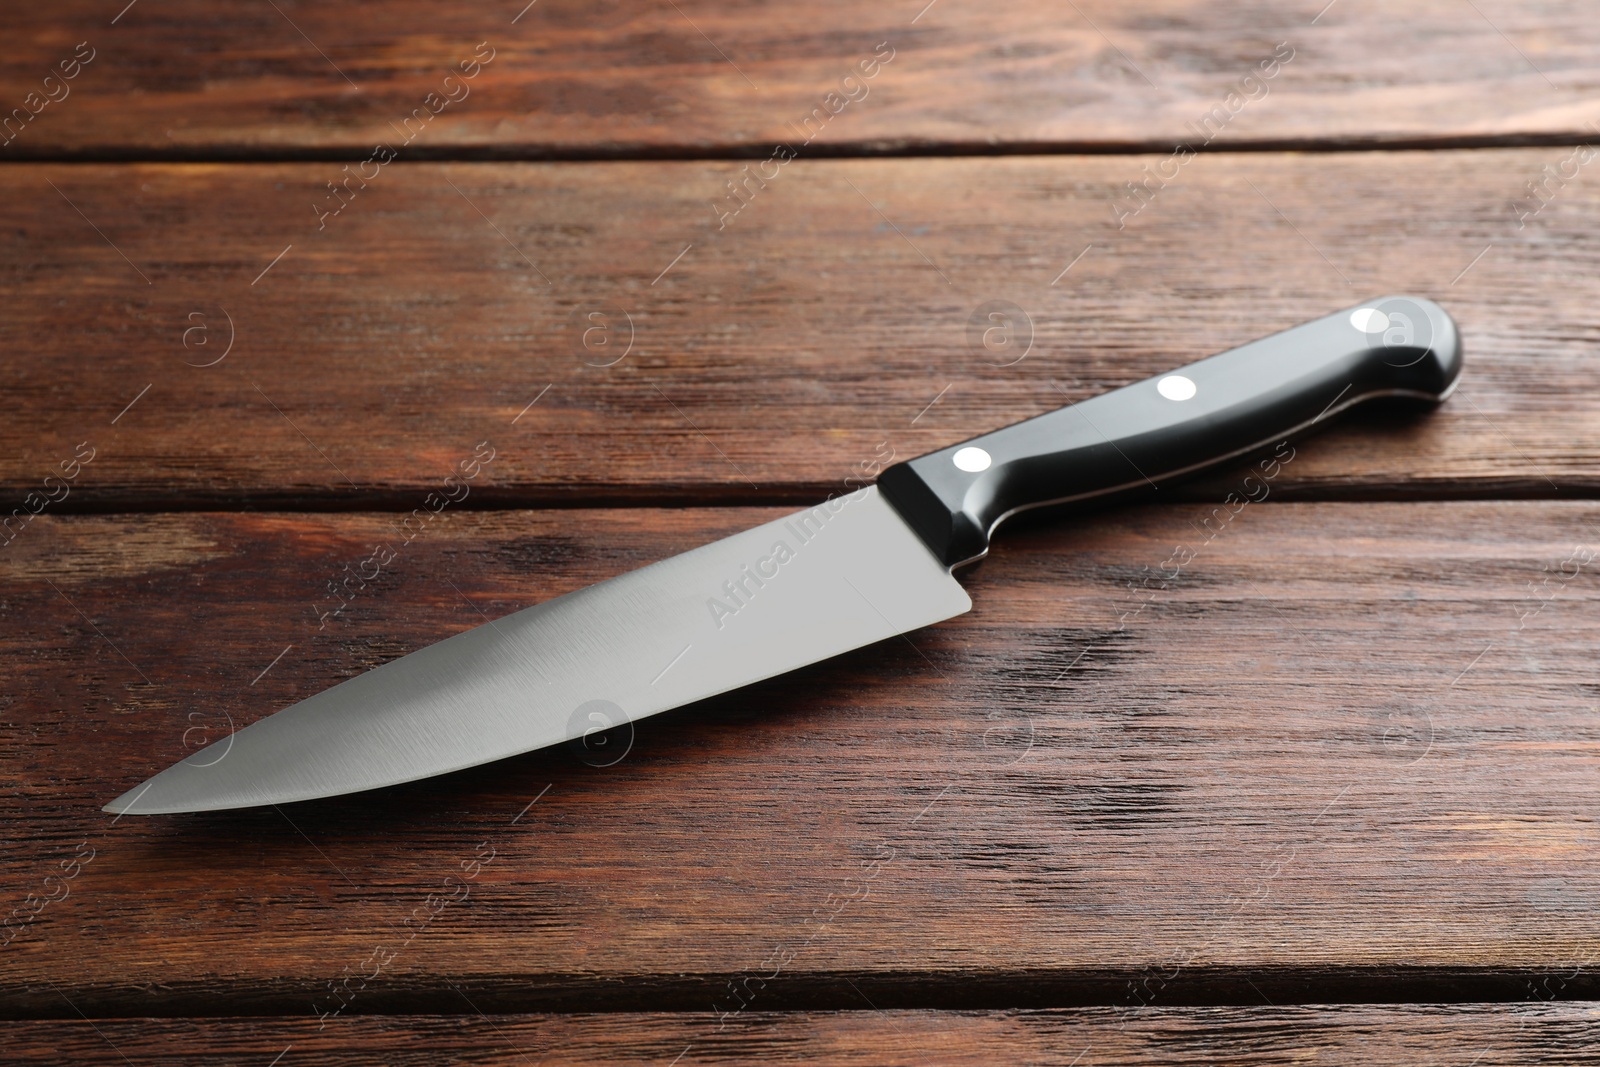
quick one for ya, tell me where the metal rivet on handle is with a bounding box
[1157,375,1197,401]
[1350,307,1390,333]
[952,446,992,472]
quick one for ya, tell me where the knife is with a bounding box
[106,296,1461,814]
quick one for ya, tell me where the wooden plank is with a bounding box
[2,1,1597,157]
[11,1005,1600,1065]
[4,499,1600,1014]
[0,150,1594,508]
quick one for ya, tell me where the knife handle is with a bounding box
[877,296,1462,568]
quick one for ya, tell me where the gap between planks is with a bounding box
[6,967,1600,1022]
[5,133,1600,164]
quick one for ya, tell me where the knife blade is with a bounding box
[106,296,1461,814]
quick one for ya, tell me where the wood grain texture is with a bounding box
[1,149,1595,509]
[4,0,1590,1049]
[4,500,1599,1015]
[2,1,1598,158]
[11,1005,1600,1066]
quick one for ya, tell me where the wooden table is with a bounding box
[5,2,1600,1062]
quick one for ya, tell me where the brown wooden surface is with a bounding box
[3,149,1598,507]
[2,1,1598,158]
[4,501,1600,1017]
[11,1005,1600,1065]
[5,0,1597,1058]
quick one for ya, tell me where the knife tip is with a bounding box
[104,780,158,816]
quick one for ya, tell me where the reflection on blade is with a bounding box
[106,487,970,814]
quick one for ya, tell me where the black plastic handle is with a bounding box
[877,296,1462,568]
